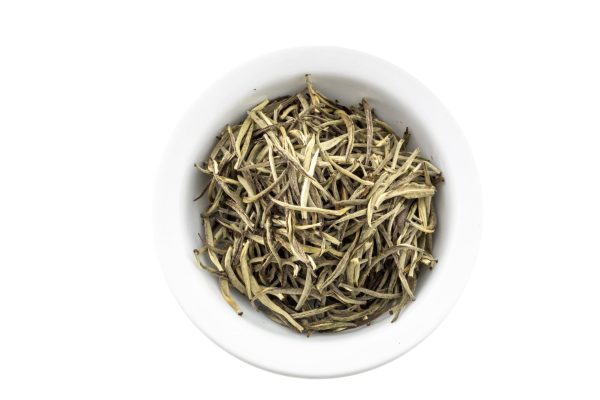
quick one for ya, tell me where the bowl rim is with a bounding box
[154,46,482,378]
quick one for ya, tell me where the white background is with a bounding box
[1,0,599,398]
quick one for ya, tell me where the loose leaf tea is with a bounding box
[194,76,443,334]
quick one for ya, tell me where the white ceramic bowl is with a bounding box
[154,47,481,378]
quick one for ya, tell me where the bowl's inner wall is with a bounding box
[183,74,452,339]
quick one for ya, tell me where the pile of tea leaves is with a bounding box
[194,76,443,334]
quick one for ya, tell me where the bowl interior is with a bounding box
[155,47,480,377]
[184,74,452,337]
